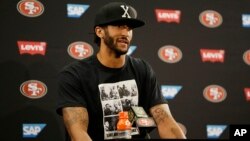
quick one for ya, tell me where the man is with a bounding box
[56,2,186,141]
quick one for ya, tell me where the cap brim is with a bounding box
[97,18,145,29]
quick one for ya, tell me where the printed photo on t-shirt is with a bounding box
[98,79,138,139]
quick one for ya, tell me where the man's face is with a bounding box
[106,104,112,110]
[103,25,133,56]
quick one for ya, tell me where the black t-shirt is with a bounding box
[56,55,167,140]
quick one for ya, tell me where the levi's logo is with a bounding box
[244,88,250,101]
[17,41,47,55]
[200,49,225,63]
[155,9,181,23]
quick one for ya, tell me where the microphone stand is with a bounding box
[145,129,151,139]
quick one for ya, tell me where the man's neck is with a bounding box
[97,52,126,68]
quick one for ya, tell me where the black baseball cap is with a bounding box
[94,2,145,29]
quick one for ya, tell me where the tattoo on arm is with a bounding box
[151,105,186,138]
[151,107,169,124]
[63,107,89,131]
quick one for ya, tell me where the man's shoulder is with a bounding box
[128,56,150,69]
[60,55,97,73]
[128,56,144,64]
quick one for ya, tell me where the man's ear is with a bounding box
[95,26,104,38]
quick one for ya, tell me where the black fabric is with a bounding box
[56,55,167,140]
[94,2,145,28]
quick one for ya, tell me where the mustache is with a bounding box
[117,36,130,44]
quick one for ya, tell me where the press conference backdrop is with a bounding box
[0,0,250,140]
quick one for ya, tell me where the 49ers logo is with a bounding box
[67,41,94,60]
[17,0,44,17]
[199,10,223,28]
[243,49,250,65]
[20,80,47,99]
[158,45,182,63]
[244,88,250,101]
[203,85,227,103]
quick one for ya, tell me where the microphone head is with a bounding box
[129,106,148,124]
[136,117,156,127]
[131,106,148,117]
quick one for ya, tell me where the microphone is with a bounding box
[128,106,156,139]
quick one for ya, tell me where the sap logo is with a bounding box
[161,85,182,99]
[242,14,250,28]
[127,45,137,56]
[67,4,89,18]
[23,123,46,138]
[206,125,227,139]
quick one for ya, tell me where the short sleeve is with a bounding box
[56,66,87,115]
[143,60,168,108]
[130,57,167,113]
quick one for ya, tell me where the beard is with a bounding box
[103,29,130,57]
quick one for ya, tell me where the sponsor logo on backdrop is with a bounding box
[127,45,137,56]
[242,14,250,28]
[243,50,250,65]
[17,0,44,17]
[20,80,47,99]
[67,4,89,18]
[17,41,47,55]
[155,9,181,23]
[68,41,93,60]
[158,45,182,63]
[244,88,250,101]
[161,85,182,99]
[203,85,227,103]
[206,125,227,139]
[23,123,46,138]
[199,10,223,28]
[200,49,225,63]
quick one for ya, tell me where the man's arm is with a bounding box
[150,104,186,139]
[62,107,92,141]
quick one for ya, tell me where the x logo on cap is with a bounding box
[120,5,131,18]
